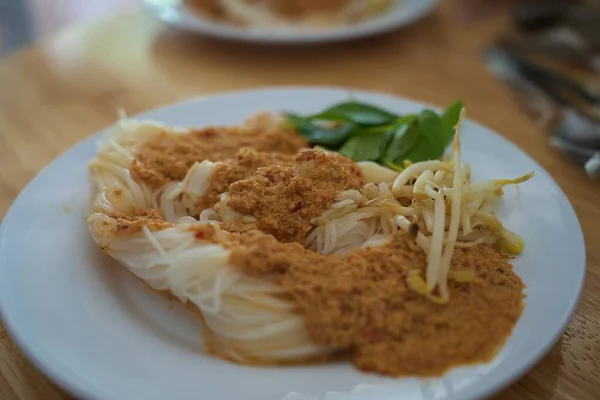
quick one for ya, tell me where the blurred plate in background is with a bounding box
[142,0,438,44]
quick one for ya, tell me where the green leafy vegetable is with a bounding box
[287,113,355,147]
[383,122,419,164]
[310,102,396,126]
[441,100,463,141]
[419,110,445,142]
[339,129,391,162]
[395,114,417,126]
[286,100,464,169]
[401,110,447,162]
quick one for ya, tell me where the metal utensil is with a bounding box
[484,45,600,178]
[550,135,600,178]
[495,45,600,146]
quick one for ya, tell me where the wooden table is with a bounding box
[1,4,599,400]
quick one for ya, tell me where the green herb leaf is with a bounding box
[383,121,420,164]
[311,102,396,126]
[418,109,445,143]
[339,129,391,162]
[402,111,448,162]
[383,110,451,165]
[287,100,465,168]
[441,100,463,141]
[287,113,355,147]
[395,114,417,126]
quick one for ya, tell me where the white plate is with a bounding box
[142,0,437,44]
[0,87,585,400]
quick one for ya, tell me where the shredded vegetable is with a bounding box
[384,110,533,303]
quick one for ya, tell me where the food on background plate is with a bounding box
[185,0,394,27]
[86,100,532,376]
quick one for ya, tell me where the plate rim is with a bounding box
[0,86,586,400]
[141,0,439,44]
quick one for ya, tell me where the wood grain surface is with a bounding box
[1,3,599,400]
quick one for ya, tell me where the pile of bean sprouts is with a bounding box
[381,111,533,303]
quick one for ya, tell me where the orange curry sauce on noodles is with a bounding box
[127,115,525,376]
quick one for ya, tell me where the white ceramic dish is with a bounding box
[142,0,438,44]
[0,87,585,400]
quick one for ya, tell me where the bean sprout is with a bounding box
[386,110,533,303]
